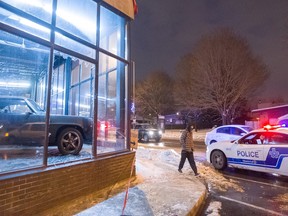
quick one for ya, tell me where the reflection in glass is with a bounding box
[97,53,127,154]
[47,51,95,165]
[55,32,95,59]
[51,62,65,115]
[56,0,97,45]
[2,0,53,23]
[0,31,49,172]
[0,8,50,40]
[100,6,127,59]
[0,0,130,172]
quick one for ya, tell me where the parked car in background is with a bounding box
[206,126,288,176]
[134,123,162,143]
[205,124,253,145]
[0,96,93,155]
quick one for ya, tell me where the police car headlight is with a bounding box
[149,131,154,135]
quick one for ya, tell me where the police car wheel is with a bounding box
[211,150,227,170]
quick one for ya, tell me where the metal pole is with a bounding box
[132,61,136,129]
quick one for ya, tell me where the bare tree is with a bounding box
[135,71,174,122]
[174,28,270,125]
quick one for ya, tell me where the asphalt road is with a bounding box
[140,139,288,216]
[201,168,288,216]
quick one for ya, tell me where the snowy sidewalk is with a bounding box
[41,128,244,216]
[43,129,217,216]
[72,145,244,216]
[76,148,207,216]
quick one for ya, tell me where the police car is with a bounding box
[206,125,288,176]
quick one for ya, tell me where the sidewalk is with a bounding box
[42,130,209,216]
[75,147,207,216]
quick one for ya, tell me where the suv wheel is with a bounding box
[57,128,83,155]
[143,134,149,143]
[155,137,161,142]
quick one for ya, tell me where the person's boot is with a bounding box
[178,169,182,173]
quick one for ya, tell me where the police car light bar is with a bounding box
[263,124,286,130]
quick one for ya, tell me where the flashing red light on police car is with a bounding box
[263,124,285,130]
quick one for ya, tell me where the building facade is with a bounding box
[0,0,136,214]
[251,104,288,127]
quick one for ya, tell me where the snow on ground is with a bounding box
[136,147,243,193]
[205,201,222,216]
[274,193,288,211]
[134,147,244,215]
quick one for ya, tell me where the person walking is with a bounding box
[178,123,199,176]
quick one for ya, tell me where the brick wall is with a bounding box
[0,151,135,216]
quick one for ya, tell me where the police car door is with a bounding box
[262,132,288,176]
[230,132,264,171]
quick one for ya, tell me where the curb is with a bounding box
[188,189,208,216]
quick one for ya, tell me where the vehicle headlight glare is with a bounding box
[159,131,162,135]
[149,131,153,135]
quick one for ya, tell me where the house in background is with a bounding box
[251,104,288,128]
[278,114,288,126]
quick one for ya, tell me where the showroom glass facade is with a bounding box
[0,0,130,173]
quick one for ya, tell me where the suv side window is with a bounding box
[6,99,31,114]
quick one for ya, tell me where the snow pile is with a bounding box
[197,162,244,192]
[274,193,288,211]
[205,201,222,216]
[134,147,244,215]
[136,147,244,192]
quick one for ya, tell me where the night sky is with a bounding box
[131,0,288,101]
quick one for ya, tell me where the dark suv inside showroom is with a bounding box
[0,96,93,155]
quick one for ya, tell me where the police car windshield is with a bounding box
[238,133,258,144]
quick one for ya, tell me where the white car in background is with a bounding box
[206,126,288,177]
[205,125,253,145]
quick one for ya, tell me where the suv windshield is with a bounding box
[133,124,158,130]
[27,98,45,113]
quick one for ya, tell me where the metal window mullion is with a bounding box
[78,64,81,116]
[53,44,96,65]
[93,2,101,157]
[126,21,132,150]
[43,0,57,167]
